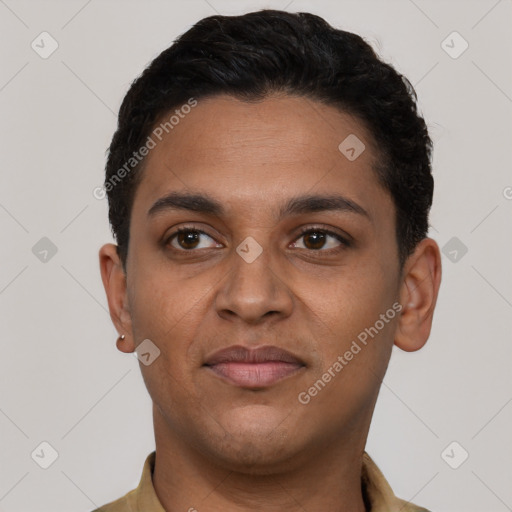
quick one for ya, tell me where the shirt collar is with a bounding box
[127,450,428,512]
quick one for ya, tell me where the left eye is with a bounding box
[291,229,348,251]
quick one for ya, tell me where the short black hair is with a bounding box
[104,9,433,270]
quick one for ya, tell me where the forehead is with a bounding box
[132,94,391,222]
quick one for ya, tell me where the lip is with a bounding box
[203,345,306,388]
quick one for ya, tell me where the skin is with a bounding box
[99,94,442,512]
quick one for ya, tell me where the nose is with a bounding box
[214,238,293,325]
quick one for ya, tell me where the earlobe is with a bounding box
[394,238,442,352]
[116,333,134,354]
[99,243,135,352]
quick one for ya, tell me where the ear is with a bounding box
[99,243,135,354]
[395,238,442,352]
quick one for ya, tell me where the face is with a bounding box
[109,94,408,472]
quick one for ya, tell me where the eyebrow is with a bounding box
[147,191,370,220]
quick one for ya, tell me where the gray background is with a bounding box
[0,0,511,511]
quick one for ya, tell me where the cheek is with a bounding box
[315,265,393,326]
[303,285,397,421]
[127,279,197,397]
[129,259,202,337]
[306,265,398,376]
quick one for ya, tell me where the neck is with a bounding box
[151,407,371,512]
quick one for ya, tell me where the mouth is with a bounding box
[203,345,306,388]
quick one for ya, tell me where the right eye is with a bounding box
[165,227,222,251]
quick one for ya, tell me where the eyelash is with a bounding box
[165,225,351,253]
[295,226,351,251]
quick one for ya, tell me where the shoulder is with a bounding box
[394,496,432,512]
[89,488,137,512]
[89,451,158,511]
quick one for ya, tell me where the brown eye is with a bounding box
[166,228,220,251]
[292,228,350,252]
[176,230,201,249]
[303,231,327,250]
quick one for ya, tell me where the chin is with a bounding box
[208,438,297,476]
[200,407,300,474]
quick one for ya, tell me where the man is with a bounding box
[96,9,441,512]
